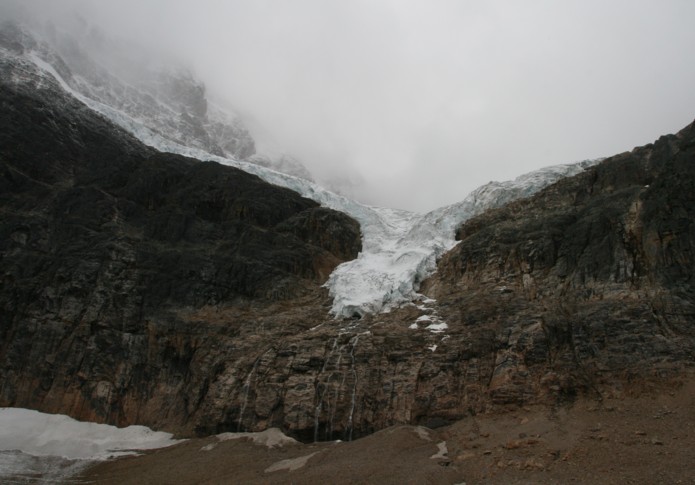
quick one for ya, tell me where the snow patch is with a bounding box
[216,428,298,449]
[0,408,181,483]
[265,452,320,473]
[430,441,449,460]
[413,426,432,441]
[412,299,449,335]
[0,408,181,460]
[426,322,449,333]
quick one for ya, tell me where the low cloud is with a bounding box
[9,0,695,212]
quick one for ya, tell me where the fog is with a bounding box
[7,0,695,212]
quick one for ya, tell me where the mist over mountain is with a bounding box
[3,0,695,211]
[1,2,695,484]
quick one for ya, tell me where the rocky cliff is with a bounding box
[0,46,361,434]
[423,123,695,406]
[191,121,693,441]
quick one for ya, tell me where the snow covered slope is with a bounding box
[0,20,313,180]
[5,25,599,319]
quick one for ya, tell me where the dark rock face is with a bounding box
[423,122,695,405]
[0,58,361,430]
[225,122,694,442]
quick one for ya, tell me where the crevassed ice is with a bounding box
[24,50,600,319]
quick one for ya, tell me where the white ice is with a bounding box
[23,47,600,320]
[0,408,181,482]
[0,408,181,460]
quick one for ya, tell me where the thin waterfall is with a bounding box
[236,350,271,432]
[346,335,360,441]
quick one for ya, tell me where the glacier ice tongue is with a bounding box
[22,47,600,319]
[321,155,598,318]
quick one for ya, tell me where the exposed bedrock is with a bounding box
[0,66,362,434]
[225,121,695,441]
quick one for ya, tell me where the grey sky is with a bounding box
[11,0,695,212]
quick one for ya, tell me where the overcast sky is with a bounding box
[14,0,695,212]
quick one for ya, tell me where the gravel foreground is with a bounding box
[80,377,695,485]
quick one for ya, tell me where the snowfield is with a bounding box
[0,409,300,482]
[0,408,181,483]
[20,45,599,319]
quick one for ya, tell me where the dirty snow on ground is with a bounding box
[265,452,321,473]
[216,428,298,448]
[201,428,298,452]
[413,426,433,441]
[430,441,449,460]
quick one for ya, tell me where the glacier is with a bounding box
[15,42,599,319]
